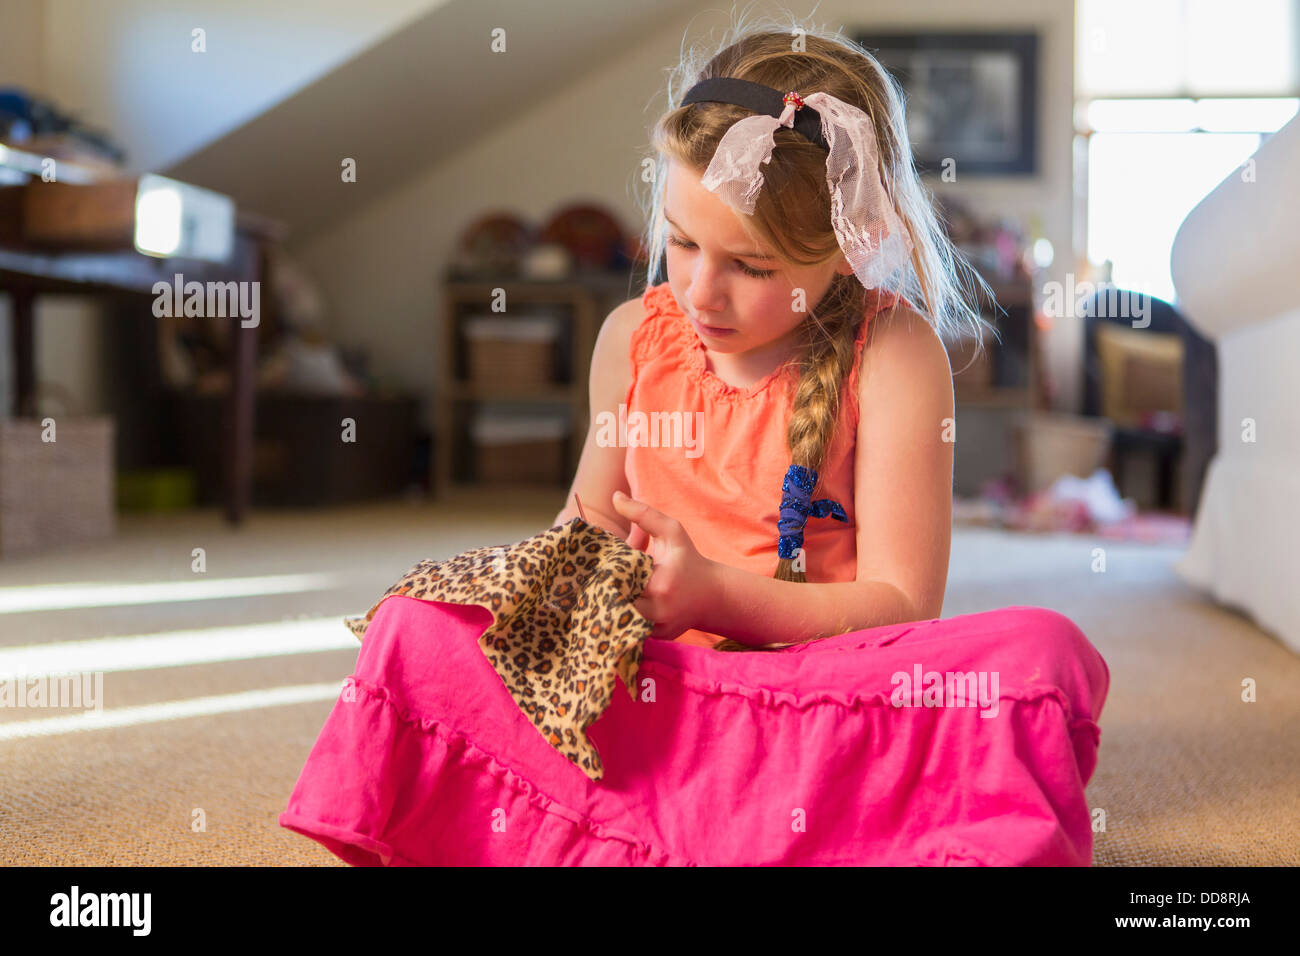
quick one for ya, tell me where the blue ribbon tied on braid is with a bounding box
[777,464,849,560]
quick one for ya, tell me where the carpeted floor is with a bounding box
[1,486,1295,866]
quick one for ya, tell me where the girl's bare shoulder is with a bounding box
[859,300,953,410]
[589,296,652,404]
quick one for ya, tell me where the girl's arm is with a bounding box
[703,566,916,646]
[550,297,645,541]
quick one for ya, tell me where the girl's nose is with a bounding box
[685,259,727,316]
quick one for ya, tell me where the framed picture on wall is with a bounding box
[854,31,1038,176]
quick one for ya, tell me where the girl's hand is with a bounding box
[611,491,719,641]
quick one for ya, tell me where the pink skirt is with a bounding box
[280,596,1109,866]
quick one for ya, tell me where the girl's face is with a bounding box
[663,159,851,357]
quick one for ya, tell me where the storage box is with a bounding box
[0,416,115,557]
[472,413,569,486]
[1014,412,1113,495]
[463,316,562,389]
[20,179,138,246]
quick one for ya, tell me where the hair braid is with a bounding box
[774,273,865,582]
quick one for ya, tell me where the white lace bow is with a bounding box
[698,91,913,290]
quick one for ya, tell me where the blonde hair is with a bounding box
[641,9,998,589]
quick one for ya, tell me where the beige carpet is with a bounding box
[1,486,1295,866]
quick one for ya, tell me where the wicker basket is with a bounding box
[464,316,562,389]
[0,416,115,557]
[472,413,569,486]
[1014,412,1113,495]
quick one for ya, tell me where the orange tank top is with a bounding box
[624,281,902,647]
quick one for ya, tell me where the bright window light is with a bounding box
[1076,1,1298,302]
[134,182,183,256]
[1078,0,1298,97]
[1086,99,1197,132]
[1195,97,1300,131]
[1086,124,1282,303]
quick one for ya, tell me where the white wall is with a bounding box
[38,0,444,172]
[296,0,1081,430]
[0,0,45,88]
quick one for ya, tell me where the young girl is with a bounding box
[549,25,997,650]
[282,17,1109,866]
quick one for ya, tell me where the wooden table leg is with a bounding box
[224,320,256,524]
[11,286,35,417]
[224,253,262,525]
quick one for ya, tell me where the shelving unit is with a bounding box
[435,269,1042,499]
[434,272,644,496]
[945,271,1050,496]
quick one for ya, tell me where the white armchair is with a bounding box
[1169,110,1300,654]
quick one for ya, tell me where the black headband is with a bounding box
[681,77,830,152]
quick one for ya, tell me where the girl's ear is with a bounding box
[833,254,854,276]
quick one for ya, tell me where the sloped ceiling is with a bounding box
[166,0,701,244]
[12,0,445,173]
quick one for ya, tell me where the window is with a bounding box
[1075,0,1300,304]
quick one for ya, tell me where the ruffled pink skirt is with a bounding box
[280,596,1109,866]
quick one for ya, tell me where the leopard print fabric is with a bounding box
[345,517,660,781]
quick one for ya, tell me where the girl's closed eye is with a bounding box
[666,233,776,279]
